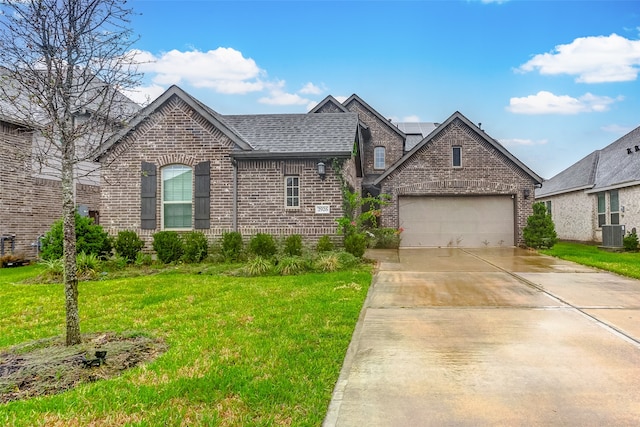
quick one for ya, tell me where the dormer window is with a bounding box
[374,146,386,170]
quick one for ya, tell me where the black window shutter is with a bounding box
[141,161,157,230]
[194,161,210,229]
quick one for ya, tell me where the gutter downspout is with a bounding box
[232,158,238,231]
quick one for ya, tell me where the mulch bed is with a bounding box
[0,332,167,403]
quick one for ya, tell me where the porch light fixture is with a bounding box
[523,188,530,199]
[317,162,326,180]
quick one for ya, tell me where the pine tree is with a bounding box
[523,202,558,249]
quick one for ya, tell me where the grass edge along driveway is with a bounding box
[541,241,640,279]
[0,265,371,426]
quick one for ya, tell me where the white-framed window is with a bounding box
[374,146,385,170]
[597,192,606,228]
[610,190,620,225]
[162,164,192,229]
[285,175,300,208]
[452,146,462,167]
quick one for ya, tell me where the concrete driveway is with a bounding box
[324,248,640,426]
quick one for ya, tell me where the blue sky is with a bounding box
[128,0,640,179]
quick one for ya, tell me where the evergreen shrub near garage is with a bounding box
[623,229,639,252]
[221,231,243,262]
[316,235,334,252]
[523,202,558,249]
[283,234,303,256]
[344,233,367,258]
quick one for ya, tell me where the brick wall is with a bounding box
[344,99,404,176]
[0,121,101,257]
[378,118,536,246]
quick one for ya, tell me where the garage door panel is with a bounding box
[399,196,514,247]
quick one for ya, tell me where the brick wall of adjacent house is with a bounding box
[537,192,597,242]
[101,94,355,249]
[538,185,640,243]
[0,121,100,258]
[344,99,405,176]
[378,118,536,246]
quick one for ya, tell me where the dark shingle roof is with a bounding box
[536,124,640,197]
[395,122,438,151]
[222,113,358,154]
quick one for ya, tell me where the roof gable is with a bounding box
[97,85,251,160]
[342,94,406,139]
[308,95,349,113]
[536,124,640,197]
[374,111,543,186]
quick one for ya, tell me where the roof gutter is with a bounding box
[584,180,640,194]
[535,184,595,198]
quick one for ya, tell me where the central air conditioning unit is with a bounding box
[601,224,625,248]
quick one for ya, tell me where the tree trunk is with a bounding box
[62,141,81,346]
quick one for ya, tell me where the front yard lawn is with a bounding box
[540,241,640,279]
[0,263,371,426]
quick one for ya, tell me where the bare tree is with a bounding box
[0,0,141,345]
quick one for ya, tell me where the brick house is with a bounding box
[0,116,103,257]
[99,85,542,248]
[536,124,640,245]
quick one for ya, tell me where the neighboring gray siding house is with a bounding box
[99,86,542,248]
[536,125,640,244]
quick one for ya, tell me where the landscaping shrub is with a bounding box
[249,233,277,258]
[152,231,184,264]
[181,231,209,263]
[369,227,402,249]
[316,235,334,252]
[221,231,243,262]
[337,251,360,269]
[40,214,112,260]
[314,253,340,272]
[623,229,639,252]
[134,251,153,266]
[113,230,145,264]
[523,202,558,249]
[276,256,307,275]
[244,256,273,276]
[283,234,303,256]
[344,233,367,258]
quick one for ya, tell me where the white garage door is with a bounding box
[399,196,515,247]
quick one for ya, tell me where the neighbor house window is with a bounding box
[285,176,300,208]
[597,192,606,228]
[374,146,385,170]
[162,164,192,229]
[452,146,462,167]
[545,201,552,217]
[610,190,619,225]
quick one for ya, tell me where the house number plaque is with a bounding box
[315,205,331,214]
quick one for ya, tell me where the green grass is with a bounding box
[0,264,371,426]
[540,241,640,279]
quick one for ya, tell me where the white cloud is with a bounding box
[122,84,166,106]
[299,82,324,95]
[601,124,635,135]
[500,138,548,146]
[402,115,421,122]
[134,47,265,94]
[258,81,310,106]
[518,34,640,83]
[507,91,622,115]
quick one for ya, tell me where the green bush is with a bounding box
[316,235,334,252]
[114,230,145,264]
[283,234,303,256]
[623,230,639,252]
[344,233,367,258]
[369,227,402,249]
[244,256,273,276]
[182,231,209,263]
[337,251,360,269]
[249,233,277,258]
[221,231,243,262]
[276,255,307,275]
[523,202,558,249]
[314,253,340,272]
[40,213,112,260]
[152,231,184,264]
[134,251,154,266]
